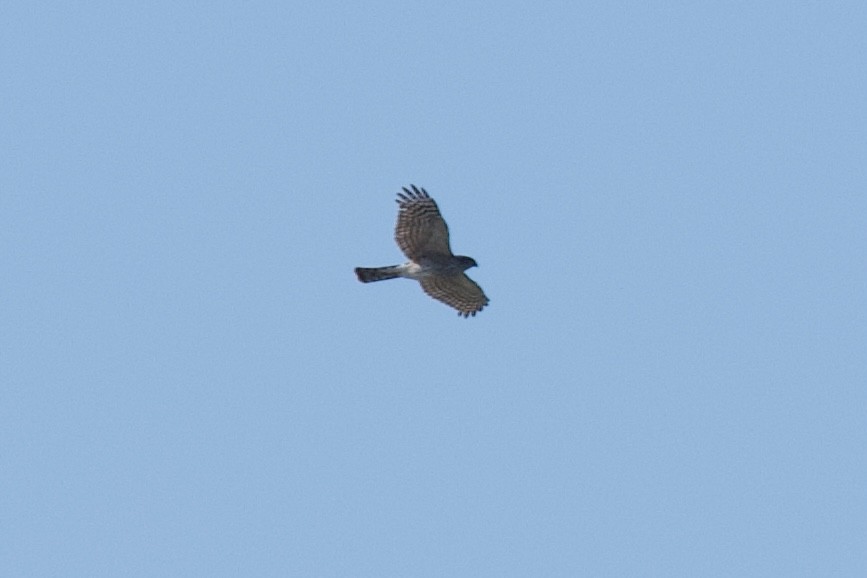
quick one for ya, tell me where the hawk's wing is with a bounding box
[394,185,452,260]
[420,273,489,317]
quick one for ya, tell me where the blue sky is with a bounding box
[3,1,866,576]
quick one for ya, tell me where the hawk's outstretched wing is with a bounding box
[420,273,489,317]
[394,185,452,260]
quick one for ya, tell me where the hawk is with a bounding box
[355,185,489,317]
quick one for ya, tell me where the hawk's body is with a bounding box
[355,185,489,317]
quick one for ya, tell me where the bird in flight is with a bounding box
[355,185,489,317]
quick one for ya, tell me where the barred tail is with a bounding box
[355,266,401,283]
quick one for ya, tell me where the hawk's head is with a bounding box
[456,256,479,270]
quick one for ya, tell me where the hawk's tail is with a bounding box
[355,266,401,283]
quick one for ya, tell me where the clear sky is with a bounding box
[3,1,866,576]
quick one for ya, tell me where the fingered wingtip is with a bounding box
[396,185,429,203]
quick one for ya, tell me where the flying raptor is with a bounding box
[355,185,489,317]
